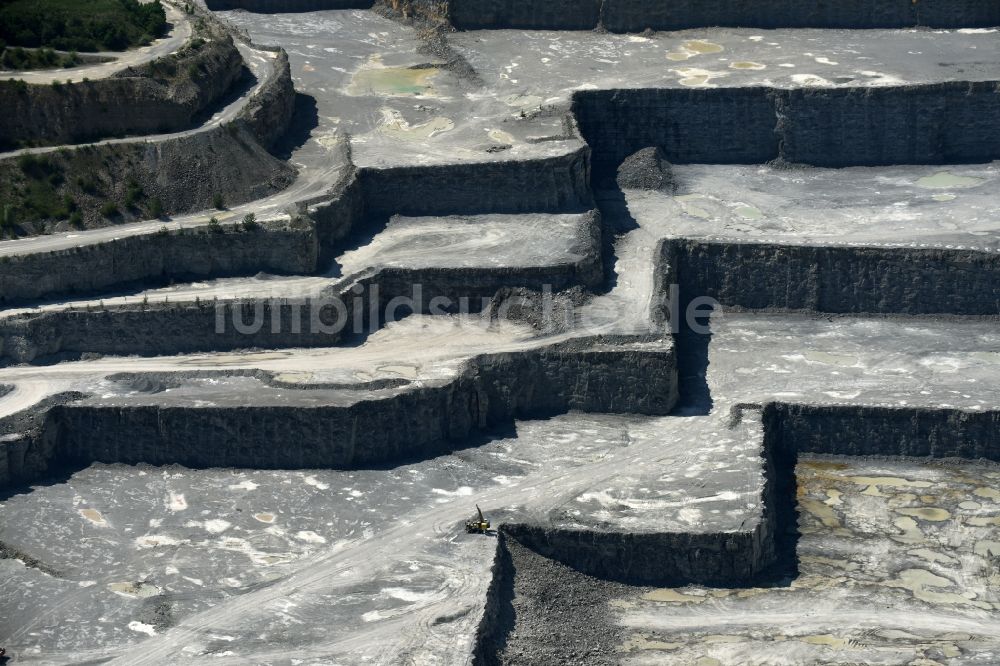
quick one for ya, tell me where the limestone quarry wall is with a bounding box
[450,0,601,30]
[778,83,1000,167]
[237,48,297,149]
[573,83,1000,173]
[305,168,365,264]
[471,531,517,666]
[0,221,317,306]
[601,0,1000,31]
[0,148,592,310]
[359,146,593,216]
[206,0,372,11]
[767,403,1000,461]
[0,236,602,362]
[501,524,769,587]
[0,34,244,149]
[212,0,1000,29]
[0,338,676,486]
[669,239,1000,316]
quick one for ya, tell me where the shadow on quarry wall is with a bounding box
[272,93,320,161]
[573,84,1000,175]
[206,0,373,12]
[592,188,640,301]
[0,45,298,239]
[210,0,1000,30]
[673,314,713,417]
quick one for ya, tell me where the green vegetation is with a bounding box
[212,193,225,210]
[124,180,143,208]
[208,216,222,233]
[0,204,15,233]
[241,213,258,231]
[99,200,118,218]
[0,0,167,53]
[11,154,76,220]
[0,44,80,70]
[148,197,163,218]
[75,175,99,195]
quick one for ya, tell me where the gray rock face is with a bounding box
[768,403,1000,461]
[359,147,593,216]
[307,169,365,265]
[206,0,372,11]
[575,88,778,173]
[0,34,245,148]
[502,522,770,587]
[0,220,317,306]
[211,0,1000,29]
[779,82,1000,166]
[670,239,1000,316]
[450,0,602,30]
[237,48,297,149]
[601,0,1000,31]
[574,83,1000,173]
[615,146,674,192]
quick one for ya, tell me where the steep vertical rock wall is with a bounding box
[670,239,1000,316]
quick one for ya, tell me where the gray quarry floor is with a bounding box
[0,410,757,664]
[221,8,582,170]
[632,163,1000,251]
[453,26,1000,91]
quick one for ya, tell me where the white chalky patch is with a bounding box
[167,492,187,512]
[304,475,330,490]
[295,530,327,544]
[128,621,157,636]
[203,519,232,534]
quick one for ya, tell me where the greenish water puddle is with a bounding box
[915,171,984,189]
[348,66,440,97]
[734,204,763,220]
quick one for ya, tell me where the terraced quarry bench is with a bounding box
[0,1,998,664]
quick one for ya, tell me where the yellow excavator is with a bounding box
[465,505,491,534]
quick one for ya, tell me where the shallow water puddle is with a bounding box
[915,171,984,189]
[348,65,441,97]
[667,40,724,61]
[79,508,107,526]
